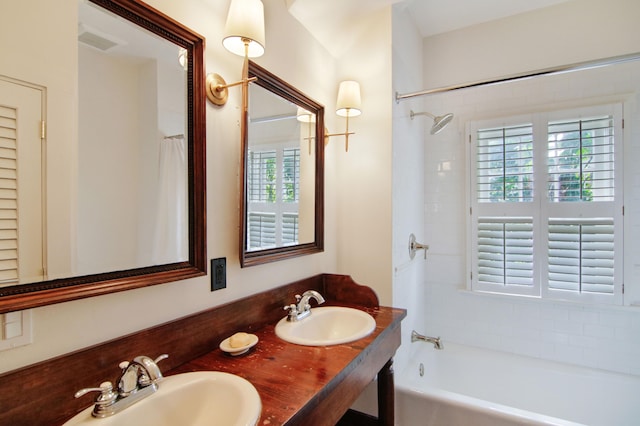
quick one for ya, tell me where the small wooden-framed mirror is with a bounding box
[240,62,324,267]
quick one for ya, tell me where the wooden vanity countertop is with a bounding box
[0,274,405,426]
[168,304,406,426]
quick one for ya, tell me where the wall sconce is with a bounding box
[326,80,361,152]
[297,107,316,155]
[206,0,265,106]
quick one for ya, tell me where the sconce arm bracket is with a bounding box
[206,74,258,106]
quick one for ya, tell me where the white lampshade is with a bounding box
[296,107,316,123]
[178,48,188,70]
[222,0,266,58]
[336,81,361,117]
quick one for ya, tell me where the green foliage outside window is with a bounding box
[265,157,276,202]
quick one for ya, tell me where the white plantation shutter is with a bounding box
[0,105,18,284]
[477,218,534,287]
[547,219,614,295]
[248,150,276,203]
[282,148,299,203]
[248,212,276,249]
[470,105,622,304]
[282,213,298,245]
[476,124,533,203]
[548,116,615,202]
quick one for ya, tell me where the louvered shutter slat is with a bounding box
[0,106,17,284]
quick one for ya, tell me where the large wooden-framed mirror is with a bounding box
[0,0,206,313]
[241,62,324,267]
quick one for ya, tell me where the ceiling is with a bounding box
[286,0,572,57]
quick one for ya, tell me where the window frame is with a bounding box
[467,104,624,305]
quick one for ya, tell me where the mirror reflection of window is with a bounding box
[247,146,300,250]
[247,85,308,251]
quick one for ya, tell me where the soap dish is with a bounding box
[219,333,259,356]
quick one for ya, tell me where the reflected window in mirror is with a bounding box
[241,62,324,266]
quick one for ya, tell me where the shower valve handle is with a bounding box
[409,233,429,260]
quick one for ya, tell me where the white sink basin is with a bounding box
[64,372,261,426]
[275,306,376,346]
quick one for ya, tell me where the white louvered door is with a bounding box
[0,78,44,286]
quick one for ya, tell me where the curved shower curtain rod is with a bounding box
[395,51,640,103]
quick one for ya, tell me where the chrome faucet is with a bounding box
[283,290,325,321]
[75,354,168,418]
[411,330,443,350]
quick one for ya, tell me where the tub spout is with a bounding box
[412,330,443,350]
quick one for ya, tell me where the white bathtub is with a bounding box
[395,342,640,426]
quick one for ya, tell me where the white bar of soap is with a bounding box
[229,332,251,348]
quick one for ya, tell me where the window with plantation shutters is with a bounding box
[469,105,623,304]
[247,146,300,251]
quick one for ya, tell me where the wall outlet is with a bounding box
[211,258,226,291]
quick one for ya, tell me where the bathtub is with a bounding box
[395,342,640,426]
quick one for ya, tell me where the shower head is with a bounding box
[410,110,454,135]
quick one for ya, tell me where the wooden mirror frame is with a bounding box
[0,0,206,313]
[240,62,324,267]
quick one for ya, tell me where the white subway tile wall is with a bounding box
[422,60,640,376]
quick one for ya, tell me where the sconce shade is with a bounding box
[222,0,266,58]
[296,107,316,123]
[336,80,361,117]
[178,48,187,70]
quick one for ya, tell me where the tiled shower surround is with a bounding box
[420,60,640,376]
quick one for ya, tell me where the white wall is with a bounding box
[0,0,344,374]
[418,0,640,375]
[333,8,394,305]
[390,3,426,374]
[77,46,142,274]
[422,0,640,90]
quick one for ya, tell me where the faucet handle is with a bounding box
[75,381,117,402]
[284,303,298,313]
[283,304,299,321]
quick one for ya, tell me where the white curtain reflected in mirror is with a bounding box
[153,135,187,264]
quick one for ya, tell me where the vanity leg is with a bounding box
[377,358,394,426]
